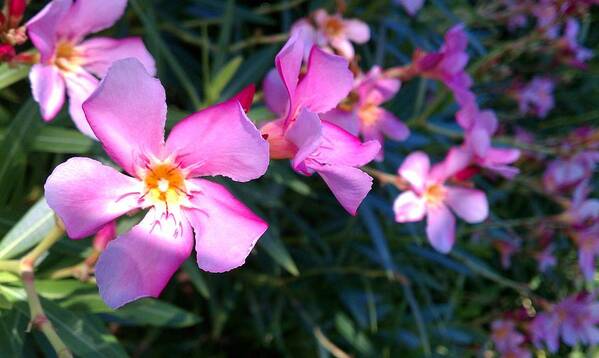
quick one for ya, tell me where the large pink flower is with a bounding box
[26,0,155,137]
[393,150,488,253]
[322,66,409,161]
[44,59,269,309]
[261,30,380,215]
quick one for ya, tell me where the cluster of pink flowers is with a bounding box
[0,0,26,60]
[491,319,531,358]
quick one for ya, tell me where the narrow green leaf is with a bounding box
[205,56,243,104]
[0,63,30,91]
[259,231,299,276]
[110,298,202,328]
[0,309,27,356]
[182,259,210,299]
[15,299,128,358]
[0,198,56,259]
[31,127,94,154]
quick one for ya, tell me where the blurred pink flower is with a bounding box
[262,31,379,214]
[44,59,269,308]
[516,77,555,118]
[322,66,409,160]
[543,151,599,192]
[535,245,557,273]
[494,239,521,269]
[394,0,425,16]
[393,150,488,253]
[455,105,521,178]
[531,292,599,352]
[559,19,593,68]
[491,319,530,357]
[413,24,475,107]
[26,0,155,137]
[291,9,370,60]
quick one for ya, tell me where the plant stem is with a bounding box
[0,259,20,272]
[19,218,72,358]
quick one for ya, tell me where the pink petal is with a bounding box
[25,0,70,63]
[184,179,267,273]
[95,211,193,309]
[312,164,374,215]
[445,187,488,223]
[57,0,127,42]
[430,146,471,182]
[166,99,269,182]
[64,68,99,138]
[295,46,353,114]
[393,191,426,222]
[398,0,425,16]
[82,58,167,176]
[286,109,323,170]
[426,204,456,253]
[44,157,140,239]
[231,84,256,113]
[79,37,156,78]
[262,68,289,116]
[29,64,65,121]
[398,151,430,192]
[380,109,410,141]
[343,19,370,43]
[330,38,355,59]
[275,31,306,106]
[467,126,491,158]
[320,108,360,136]
[315,121,380,167]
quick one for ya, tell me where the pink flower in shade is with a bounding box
[535,245,557,273]
[412,24,475,107]
[291,9,370,60]
[558,19,593,68]
[494,239,520,269]
[393,150,489,253]
[491,319,530,358]
[454,105,521,179]
[531,292,599,352]
[394,0,425,16]
[566,186,599,281]
[543,151,599,192]
[516,77,555,118]
[26,0,155,138]
[261,31,380,215]
[322,66,409,161]
[44,59,269,309]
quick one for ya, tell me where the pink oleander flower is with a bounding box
[44,59,269,309]
[322,66,409,160]
[394,0,425,16]
[26,0,155,138]
[412,24,475,107]
[290,9,370,60]
[393,150,488,253]
[543,151,599,192]
[516,77,555,118]
[535,245,557,273]
[491,319,530,357]
[455,105,521,179]
[558,19,593,68]
[531,292,599,352]
[261,30,380,215]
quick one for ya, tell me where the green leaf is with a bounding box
[0,63,30,91]
[31,127,94,154]
[205,56,243,104]
[0,99,41,203]
[35,280,96,300]
[15,299,128,358]
[182,259,210,299]
[0,197,56,259]
[0,309,27,356]
[259,231,299,276]
[110,298,201,328]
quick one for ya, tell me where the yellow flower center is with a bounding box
[143,161,188,208]
[359,102,382,127]
[53,40,82,73]
[423,184,447,206]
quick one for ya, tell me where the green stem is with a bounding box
[0,259,20,272]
